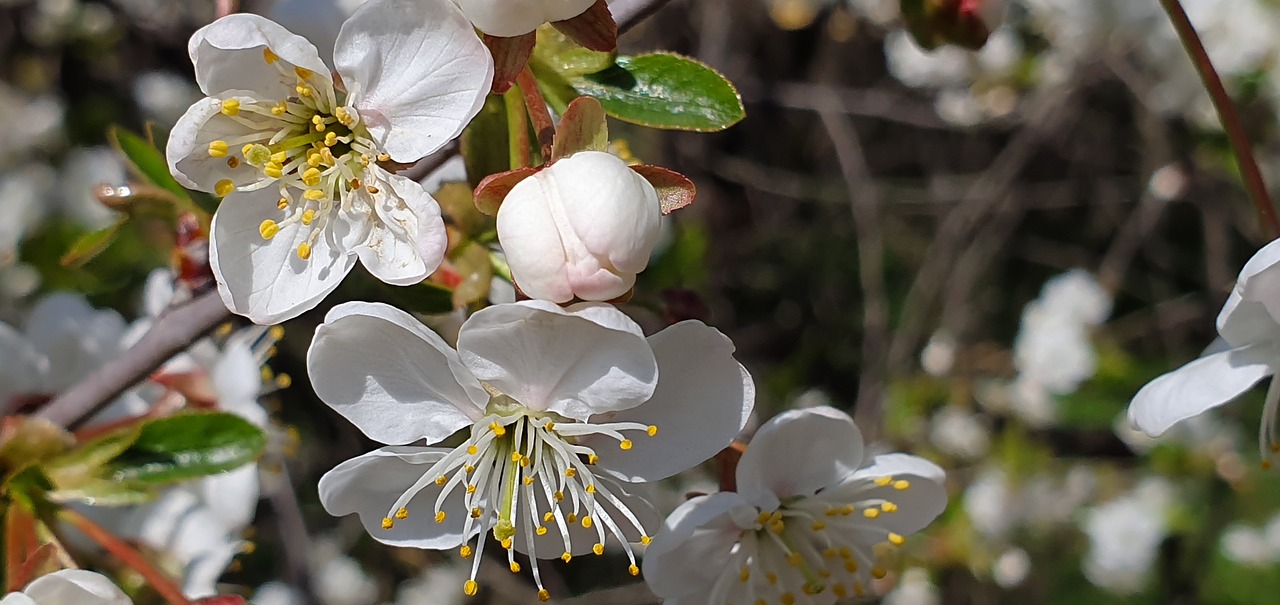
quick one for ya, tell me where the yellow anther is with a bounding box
[586,484,596,494]
[628,564,640,576]
[464,465,475,473]
[1273,443,1280,454]
[647,425,658,436]
[818,569,831,578]
[592,543,604,556]
[208,140,229,157]
[581,516,593,529]
[471,507,482,518]
[538,589,550,602]
[823,547,839,558]
[460,545,473,558]
[863,508,880,519]
[893,480,911,490]
[854,583,866,598]
[220,98,240,116]
[871,567,887,580]
[881,502,898,513]
[215,179,235,197]
[271,101,287,116]
[500,538,512,549]
[756,600,768,605]
[275,374,292,388]
[888,532,905,545]
[302,167,322,186]
[304,189,326,201]
[619,439,634,450]
[565,468,577,478]
[467,445,478,455]
[377,153,391,161]
[395,508,409,520]
[833,584,848,598]
[511,452,523,463]
[769,520,785,534]
[491,422,506,437]
[301,209,317,225]
[263,162,283,179]
[311,114,326,131]
[263,48,279,63]
[780,593,795,605]
[554,491,564,502]
[259,220,279,240]
[297,242,312,260]
[523,477,534,485]
[509,561,520,573]
[566,513,577,524]
[786,552,803,566]
[544,421,556,431]
[543,512,555,522]
[766,572,778,585]
[324,131,338,146]
[466,485,476,494]
[295,66,314,80]
[844,560,858,573]
[561,552,572,563]
[536,526,547,536]
[811,520,826,531]
[803,582,823,595]
[739,568,750,582]
[838,547,852,558]
[875,476,893,487]
[296,84,312,97]
[641,536,652,546]
[434,476,448,486]
[381,517,394,530]
[269,150,288,164]
[587,454,599,465]
[435,511,446,523]
[463,580,478,596]
[840,504,855,516]
[757,511,771,524]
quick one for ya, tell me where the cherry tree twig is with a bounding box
[33,0,676,431]
[1158,0,1280,237]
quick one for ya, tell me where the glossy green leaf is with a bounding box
[44,427,141,490]
[106,412,266,486]
[567,53,745,132]
[108,126,190,201]
[533,27,615,77]
[59,218,126,268]
[462,95,511,189]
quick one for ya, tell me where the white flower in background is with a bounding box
[251,582,303,605]
[927,405,989,460]
[992,547,1031,588]
[452,0,596,37]
[394,562,468,605]
[59,147,125,230]
[1080,479,1173,595]
[885,30,973,89]
[1220,523,1274,566]
[919,330,956,377]
[0,83,63,166]
[0,164,53,267]
[167,0,492,324]
[643,406,947,605]
[0,293,127,408]
[0,570,131,605]
[881,568,940,605]
[121,487,245,598]
[1128,239,1280,466]
[313,300,753,600]
[497,151,661,303]
[134,72,202,127]
[310,535,379,605]
[963,467,1014,539]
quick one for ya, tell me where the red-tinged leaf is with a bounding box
[474,167,539,216]
[11,543,61,593]
[552,96,609,160]
[484,32,537,94]
[631,165,696,214]
[552,0,618,52]
[195,597,249,605]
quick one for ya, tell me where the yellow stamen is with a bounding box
[207,140,229,157]
[263,48,279,63]
[220,99,240,116]
[304,189,326,201]
[888,532,905,545]
[259,220,279,240]
[561,552,572,563]
[302,167,322,186]
[647,425,658,436]
[215,179,234,197]
[301,209,317,225]
[509,561,520,573]
[460,545,473,558]
[620,439,633,450]
[581,516,593,529]
[628,564,640,576]
[435,511,446,523]
[381,517,393,530]
[538,590,550,602]
[395,508,409,520]
[463,580,478,596]
[297,242,312,260]
[893,480,911,490]
[592,543,604,555]
[863,508,880,519]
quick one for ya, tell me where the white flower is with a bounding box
[312,300,754,600]
[497,151,661,303]
[0,293,127,407]
[881,568,939,605]
[1128,239,1280,465]
[167,0,493,324]
[59,147,125,230]
[0,570,131,605]
[962,467,1014,539]
[134,72,202,127]
[927,406,988,460]
[991,548,1031,588]
[120,486,245,598]
[642,406,947,605]
[1080,481,1172,595]
[452,0,596,37]
[1220,523,1274,566]
[0,164,53,267]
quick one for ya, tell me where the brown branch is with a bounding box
[517,67,556,161]
[1159,0,1280,238]
[214,0,239,19]
[30,0,677,431]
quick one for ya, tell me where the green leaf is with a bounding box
[108,126,191,201]
[46,478,155,507]
[44,427,142,489]
[59,217,127,268]
[533,27,615,77]
[462,95,512,189]
[105,412,266,486]
[567,53,745,132]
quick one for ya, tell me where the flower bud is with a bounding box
[497,151,661,303]
[901,0,1006,50]
[452,0,596,37]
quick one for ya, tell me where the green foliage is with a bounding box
[104,412,266,486]
[565,53,745,132]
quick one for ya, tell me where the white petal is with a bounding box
[25,292,126,392]
[844,453,948,535]
[200,464,261,531]
[1219,238,1280,346]
[23,570,131,605]
[736,406,866,508]
[642,492,751,599]
[165,95,262,192]
[553,152,661,276]
[318,446,474,549]
[309,302,485,445]
[0,593,35,605]
[354,170,447,286]
[495,176,574,303]
[590,321,754,482]
[183,539,242,598]
[335,0,492,161]
[452,0,596,37]
[1128,343,1275,436]
[456,300,657,419]
[141,269,177,317]
[188,13,329,99]
[211,339,263,420]
[209,188,356,324]
[0,322,46,403]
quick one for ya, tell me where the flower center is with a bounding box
[379,403,659,601]
[206,47,386,261]
[709,476,914,605]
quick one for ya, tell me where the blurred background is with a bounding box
[3,0,1280,603]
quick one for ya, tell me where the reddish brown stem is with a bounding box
[516,67,556,162]
[60,508,192,605]
[5,506,39,591]
[1159,0,1280,238]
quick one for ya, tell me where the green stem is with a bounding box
[1159,0,1280,237]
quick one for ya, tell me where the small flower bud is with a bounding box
[452,0,596,37]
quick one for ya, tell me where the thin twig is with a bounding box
[1159,0,1280,237]
[517,67,556,160]
[30,0,677,431]
[59,508,192,605]
[214,0,239,19]
[266,455,316,602]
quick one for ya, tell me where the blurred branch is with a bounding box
[776,82,949,130]
[1159,0,1280,238]
[813,92,890,440]
[214,0,239,18]
[31,0,678,431]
